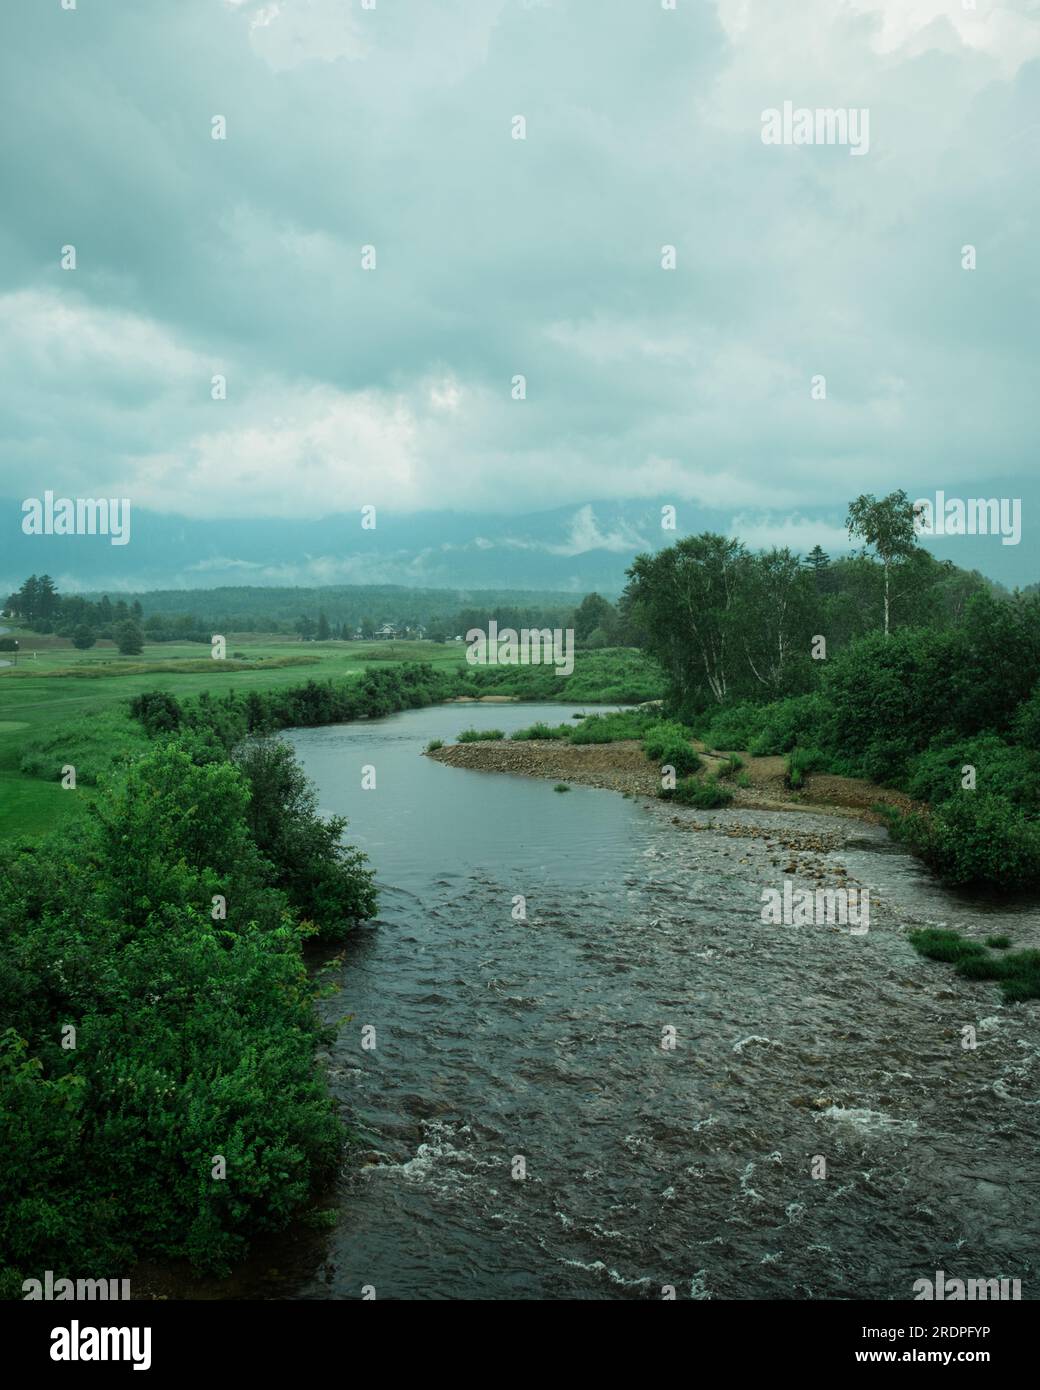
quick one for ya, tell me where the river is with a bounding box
[264,701,1039,1300]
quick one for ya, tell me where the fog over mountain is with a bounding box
[4,492,1031,598]
[2,0,1037,595]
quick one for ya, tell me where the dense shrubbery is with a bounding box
[508,709,658,745]
[644,585,1040,891]
[457,728,505,742]
[234,739,377,939]
[0,742,359,1295]
[455,648,664,704]
[885,795,1040,890]
[905,736,1040,812]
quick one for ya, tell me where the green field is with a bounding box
[0,633,469,839]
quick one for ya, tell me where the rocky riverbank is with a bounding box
[426,737,918,825]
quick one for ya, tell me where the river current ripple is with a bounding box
[273,703,1040,1301]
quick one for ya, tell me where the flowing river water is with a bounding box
[258,702,1039,1300]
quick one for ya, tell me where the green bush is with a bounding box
[701,703,765,752]
[891,794,1040,890]
[747,694,826,756]
[234,739,376,941]
[906,735,1040,812]
[661,776,733,809]
[786,747,828,790]
[425,738,443,752]
[860,735,915,786]
[457,728,505,742]
[642,722,701,776]
[0,742,349,1289]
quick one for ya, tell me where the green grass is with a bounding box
[509,721,571,741]
[457,728,505,742]
[909,928,1040,1002]
[0,633,658,842]
[0,634,466,840]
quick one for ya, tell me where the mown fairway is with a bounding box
[0,633,467,838]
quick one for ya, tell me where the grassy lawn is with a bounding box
[0,633,468,839]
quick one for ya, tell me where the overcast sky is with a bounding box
[2,0,1038,579]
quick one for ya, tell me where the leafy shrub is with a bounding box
[0,743,348,1289]
[457,728,505,742]
[786,747,828,790]
[860,735,915,786]
[747,694,825,756]
[661,776,733,808]
[569,709,654,743]
[234,739,376,941]
[906,735,1040,812]
[701,703,765,752]
[425,738,444,752]
[891,794,1040,890]
[642,721,701,776]
[129,689,183,735]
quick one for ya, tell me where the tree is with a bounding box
[573,593,617,643]
[735,548,816,696]
[845,491,920,637]
[625,534,744,708]
[114,620,144,655]
[72,625,96,650]
[15,576,40,626]
[37,575,59,622]
[316,612,331,641]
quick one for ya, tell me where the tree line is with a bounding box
[623,492,1040,890]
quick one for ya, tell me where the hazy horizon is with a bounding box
[3,0,1038,592]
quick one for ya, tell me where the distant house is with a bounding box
[375,623,397,640]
